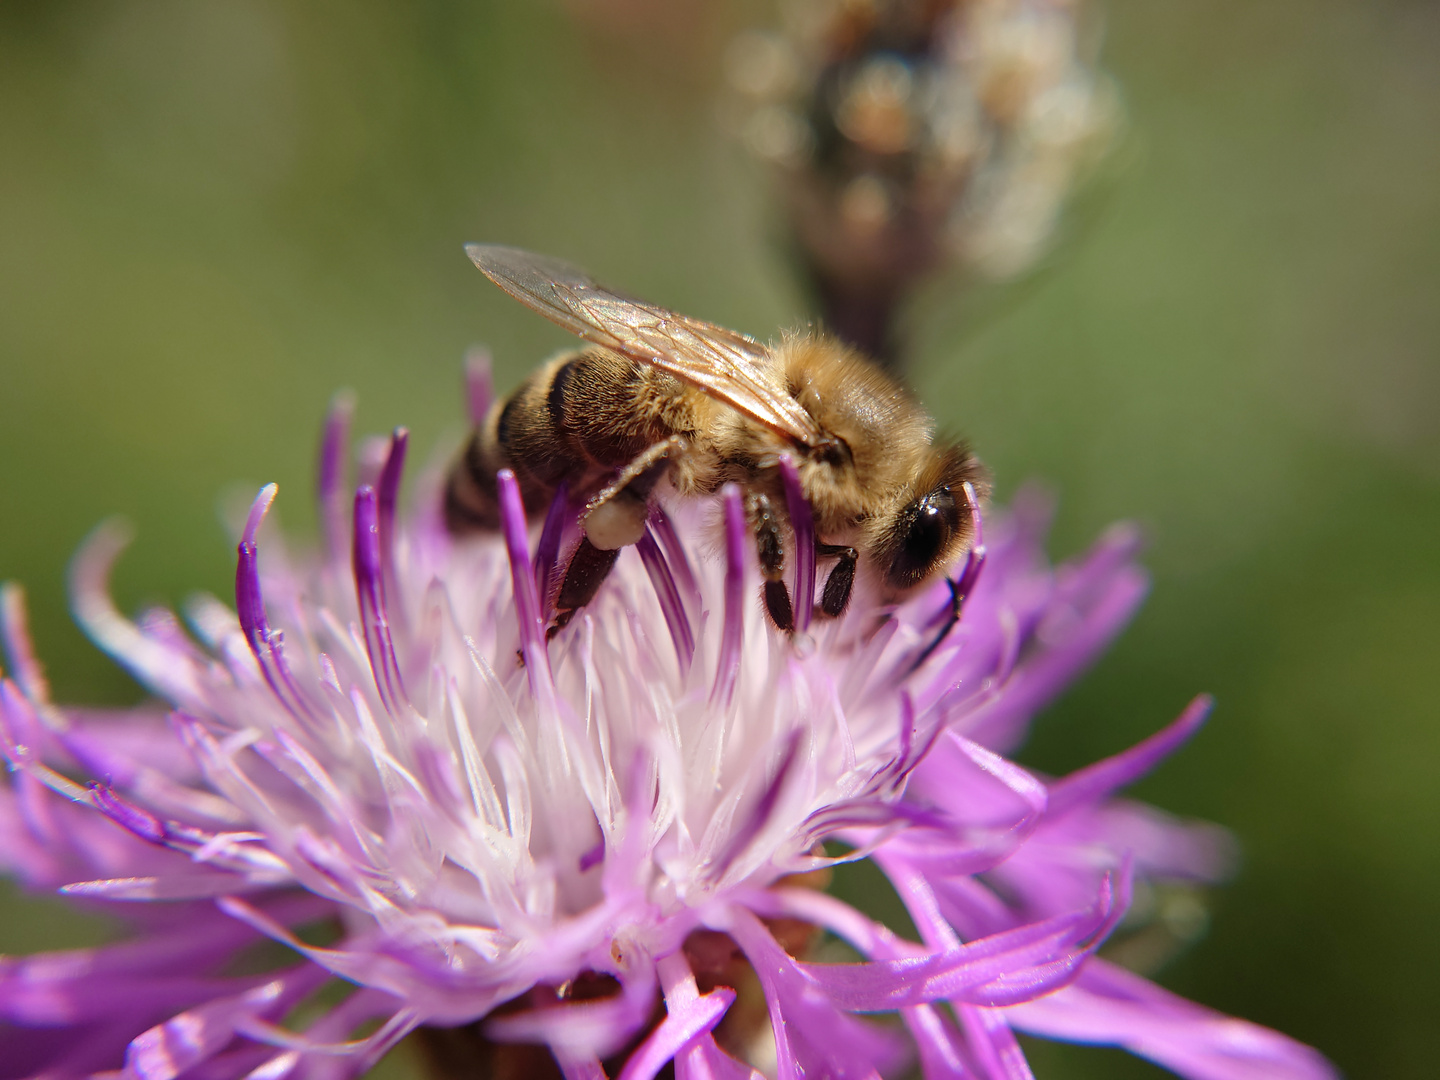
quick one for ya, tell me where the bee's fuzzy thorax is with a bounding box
[773,332,936,527]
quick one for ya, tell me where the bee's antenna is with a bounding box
[906,483,986,676]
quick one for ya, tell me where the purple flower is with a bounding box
[0,395,1333,1080]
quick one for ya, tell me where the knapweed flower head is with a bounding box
[0,390,1334,1080]
[728,0,1118,358]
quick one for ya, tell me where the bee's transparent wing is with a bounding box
[467,244,823,447]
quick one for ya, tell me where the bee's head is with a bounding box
[874,443,988,594]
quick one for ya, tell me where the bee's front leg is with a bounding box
[815,542,858,619]
[751,493,794,631]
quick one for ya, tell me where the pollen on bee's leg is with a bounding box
[583,490,649,550]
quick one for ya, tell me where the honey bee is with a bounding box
[446,245,986,634]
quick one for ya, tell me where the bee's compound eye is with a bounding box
[885,487,959,590]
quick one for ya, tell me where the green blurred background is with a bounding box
[1,0,1436,1075]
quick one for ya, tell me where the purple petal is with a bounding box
[957,1004,1035,1080]
[234,487,318,723]
[615,986,735,1080]
[214,897,508,1019]
[740,887,975,1079]
[719,905,913,1080]
[466,346,494,426]
[495,471,561,720]
[2,968,256,1027]
[907,731,1049,825]
[69,521,205,706]
[956,481,988,599]
[124,967,327,1080]
[376,427,410,619]
[495,472,544,657]
[674,1038,764,1080]
[796,909,1099,1010]
[59,872,264,900]
[89,783,166,843]
[906,1003,974,1079]
[352,486,407,713]
[0,677,47,764]
[1046,695,1212,818]
[0,584,51,706]
[638,526,695,674]
[709,485,747,708]
[578,836,605,872]
[800,866,1130,1012]
[558,1058,609,1080]
[315,391,355,567]
[1006,959,1339,1080]
[965,564,1149,753]
[708,730,802,882]
[266,986,416,1078]
[180,1043,292,1080]
[744,886,914,960]
[648,505,702,624]
[1057,521,1145,611]
[485,965,658,1060]
[4,1017,164,1079]
[234,994,415,1058]
[778,455,815,634]
[534,481,572,614]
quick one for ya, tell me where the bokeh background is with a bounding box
[1,1,1436,1076]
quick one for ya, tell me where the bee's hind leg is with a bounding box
[549,538,621,638]
[815,542,858,619]
[550,437,685,638]
[581,435,685,551]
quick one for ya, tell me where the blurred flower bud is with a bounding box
[728,0,1120,363]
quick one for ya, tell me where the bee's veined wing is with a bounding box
[466,244,823,447]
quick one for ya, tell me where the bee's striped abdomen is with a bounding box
[444,348,694,533]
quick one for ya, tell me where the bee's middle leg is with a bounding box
[751,493,794,631]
